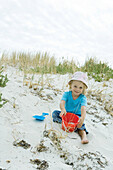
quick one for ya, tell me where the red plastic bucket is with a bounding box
[62,112,79,132]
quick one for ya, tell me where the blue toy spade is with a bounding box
[33,112,49,121]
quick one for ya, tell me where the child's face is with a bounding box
[71,80,84,97]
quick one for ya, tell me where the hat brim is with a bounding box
[68,79,88,89]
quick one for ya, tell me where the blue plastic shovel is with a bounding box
[33,112,49,121]
[32,115,45,121]
[42,112,49,116]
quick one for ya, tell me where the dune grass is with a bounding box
[0,51,113,81]
[0,66,8,107]
[0,66,8,87]
[81,57,113,81]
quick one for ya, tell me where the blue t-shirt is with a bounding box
[61,91,87,117]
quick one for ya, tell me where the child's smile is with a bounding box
[71,80,84,98]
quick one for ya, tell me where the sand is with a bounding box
[0,66,113,170]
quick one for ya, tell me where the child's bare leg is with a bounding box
[78,130,89,144]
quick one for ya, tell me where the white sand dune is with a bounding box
[0,67,113,170]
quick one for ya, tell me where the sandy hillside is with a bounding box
[0,66,113,170]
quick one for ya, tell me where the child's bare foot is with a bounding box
[81,138,89,144]
[78,130,89,144]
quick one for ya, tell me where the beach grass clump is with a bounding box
[31,52,56,74]
[0,66,8,107]
[56,59,78,74]
[81,57,113,81]
[0,66,8,87]
[0,52,57,74]
[0,93,5,108]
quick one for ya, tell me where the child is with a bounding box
[52,71,89,144]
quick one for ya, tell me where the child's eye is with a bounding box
[80,87,83,89]
[74,86,77,88]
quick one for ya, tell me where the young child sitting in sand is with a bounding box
[52,71,89,144]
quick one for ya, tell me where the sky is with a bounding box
[0,0,113,68]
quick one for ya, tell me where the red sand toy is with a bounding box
[62,112,79,132]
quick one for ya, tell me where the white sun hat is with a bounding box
[68,71,88,88]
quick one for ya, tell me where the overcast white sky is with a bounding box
[0,0,113,67]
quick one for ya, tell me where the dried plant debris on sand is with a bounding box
[36,140,49,152]
[86,91,113,124]
[74,151,108,169]
[43,129,62,151]
[43,129,75,167]
[87,87,113,116]
[30,159,49,169]
[42,129,108,169]
[13,140,31,149]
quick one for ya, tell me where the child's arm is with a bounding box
[59,100,67,117]
[77,106,86,128]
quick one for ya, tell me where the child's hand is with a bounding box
[60,109,66,117]
[77,117,84,128]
